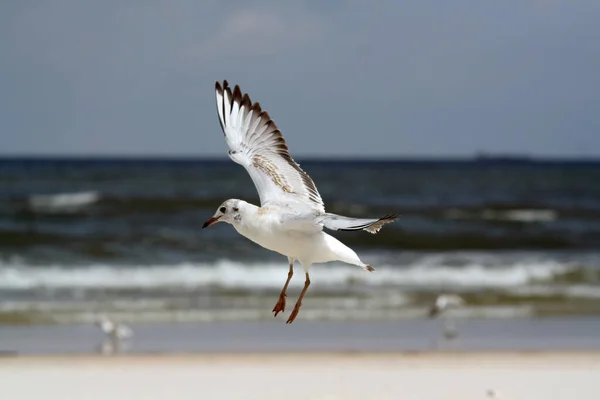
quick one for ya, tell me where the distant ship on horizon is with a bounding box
[473,152,534,163]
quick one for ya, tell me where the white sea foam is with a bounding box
[565,285,600,299]
[508,284,600,298]
[445,208,557,222]
[28,191,100,212]
[0,257,576,291]
[483,209,557,222]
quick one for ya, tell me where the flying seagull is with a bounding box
[202,81,399,323]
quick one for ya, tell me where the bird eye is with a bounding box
[220,207,226,213]
[233,207,239,212]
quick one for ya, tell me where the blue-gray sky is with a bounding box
[1,0,599,157]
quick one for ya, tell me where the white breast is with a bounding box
[233,213,314,259]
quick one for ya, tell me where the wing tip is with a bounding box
[217,81,257,113]
[381,213,400,222]
[251,101,263,115]
[261,110,271,121]
[232,84,243,103]
[365,213,400,234]
[241,93,252,109]
[215,80,229,93]
[215,80,231,132]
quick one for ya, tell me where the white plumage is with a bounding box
[428,294,466,342]
[429,293,466,317]
[95,314,133,340]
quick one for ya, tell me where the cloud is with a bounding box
[188,7,324,61]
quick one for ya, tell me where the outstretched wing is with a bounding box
[215,80,324,213]
[318,213,399,234]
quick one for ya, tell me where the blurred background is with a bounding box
[1,1,600,351]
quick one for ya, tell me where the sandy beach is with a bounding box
[1,352,599,400]
[2,318,600,399]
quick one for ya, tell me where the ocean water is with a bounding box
[1,157,600,325]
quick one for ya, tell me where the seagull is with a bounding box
[202,80,399,323]
[428,293,465,318]
[428,294,465,341]
[95,314,134,341]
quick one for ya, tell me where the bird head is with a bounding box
[203,199,243,228]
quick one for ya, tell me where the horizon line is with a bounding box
[1,154,599,162]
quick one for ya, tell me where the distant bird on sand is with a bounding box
[94,314,133,355]
[95,314,133,341]
[202,80,399,323]
[428,293,465,318]
[428,294,465,341]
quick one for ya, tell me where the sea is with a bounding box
[1,157,600,326]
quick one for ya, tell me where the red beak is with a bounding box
[202,216,221,229]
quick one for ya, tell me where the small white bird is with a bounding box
[95,314,133,340]
[428,293,466,318]
[202,81,399,323]
[428,294,465,341]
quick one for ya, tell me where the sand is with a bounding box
[2,352,599,400]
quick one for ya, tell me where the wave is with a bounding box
[3,193,600,251]
[28,191,100,213]
[6,193,600,219]
[507,284,600,299]
[0,229,581,252]
[0,257,579,291]
[444,208,557,222]
[1,255,599,324]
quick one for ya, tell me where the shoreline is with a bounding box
[4,348,600,360]
[3,317,600,355]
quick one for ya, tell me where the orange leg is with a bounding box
[272,262,294,317]
[286,273,310,324]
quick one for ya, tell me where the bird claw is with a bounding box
[286,304,301,324]
[272,294,286,317]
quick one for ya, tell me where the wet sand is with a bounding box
[2,352,599,400]
[2,317,600,355]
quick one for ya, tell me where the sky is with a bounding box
[1,0,599,158]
